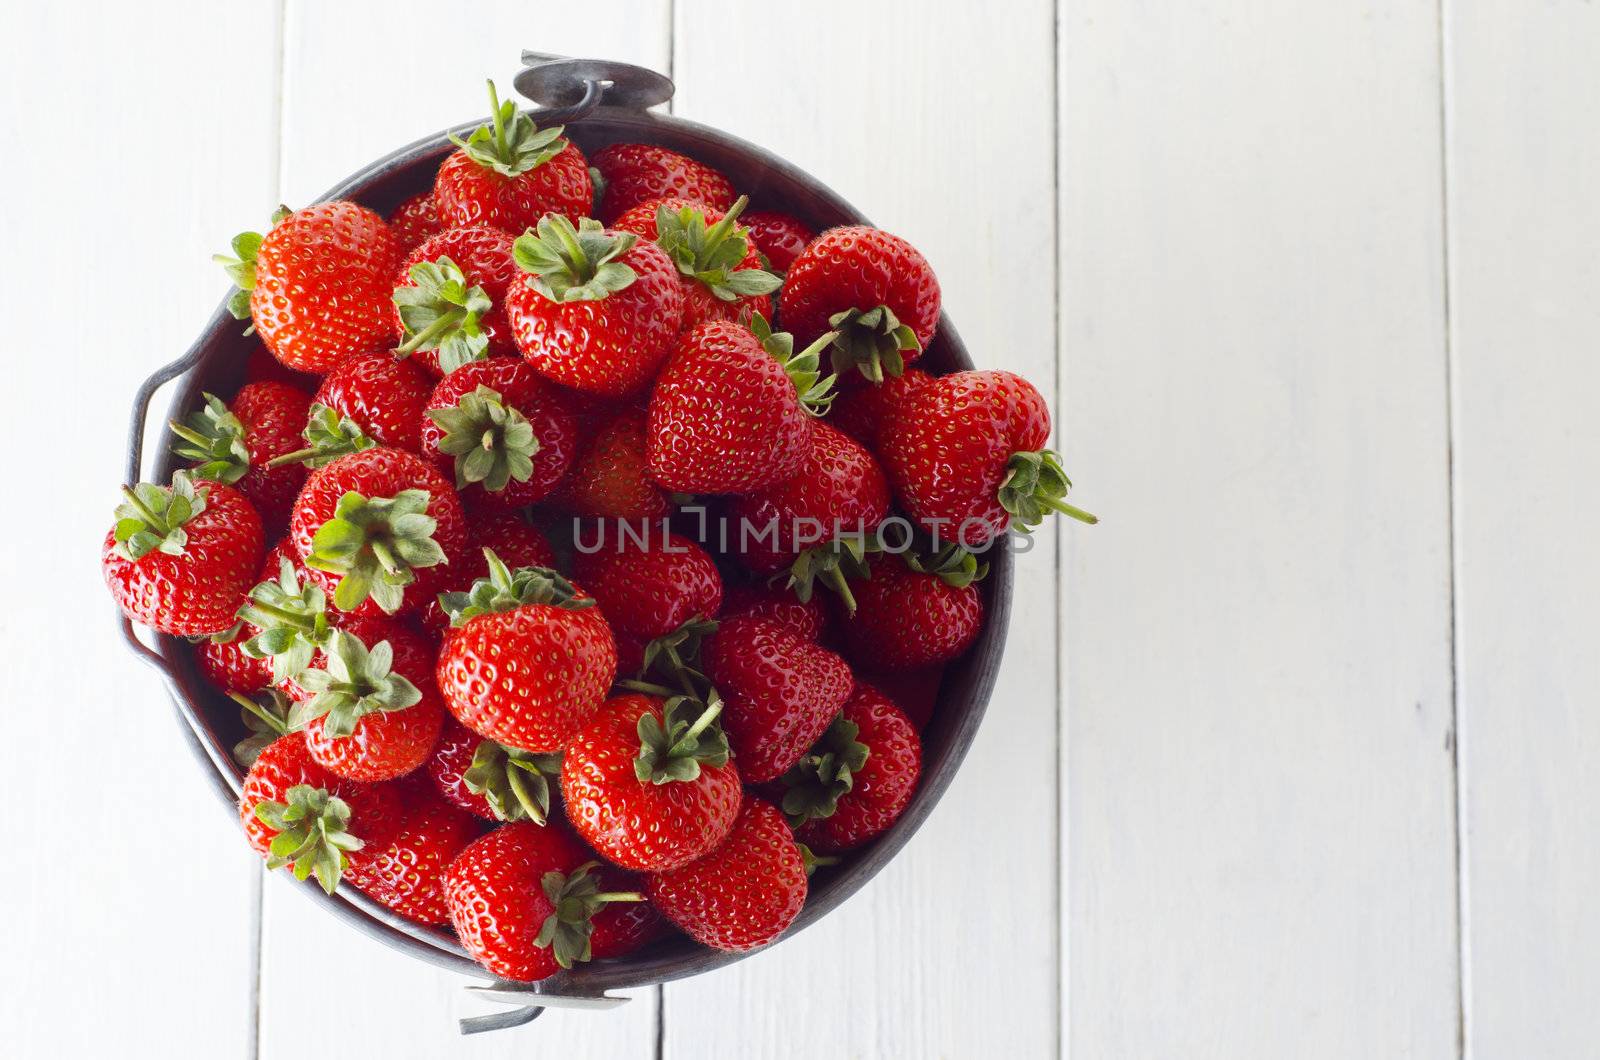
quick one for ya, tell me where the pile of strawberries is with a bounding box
[103,82,1093,983]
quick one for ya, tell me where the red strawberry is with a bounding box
[218,202,401,374]
[424,719,562,823]
[170,384,311,528]
[103,472,263,636]
[387,192,444,255]
[555,407,672,522]
[592,143,735,224]
[197,628,273,694]
[420,511,557,638]
[433,82,592,232]
[562,693,742,871]
[291,623,447,782]
[444,821,651,980]
[724,421,889,606]
[839,551,983,670]
[645,797,806,952]
[345,776,481,925]
[392,225,520,375]
[880,369,1095,546]
[778,225,941,383]
[855,664,944,730]
[573,530,722,642]
[611,196,780,328]
[781,684,921,852]
[237,731,405,893]
[646,316,835,495]
[419,357,578,510]
[312,350,433,453]
[290,447,467,616]
[827,366,934,450]
[701,616,852,782]
[742,210,813,274]
[718,582,828,642]
[435,555,617,752]
[507,216,685,396]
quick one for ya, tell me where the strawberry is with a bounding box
[197,628,273,694]
[419,357,578,510]
[217,202,400,374]
[506,216,685,396]
[435,554,617,752]
[237,731,405,894]
[444,822,650,980]
[742,210,812,274]
[392,225,520,375]
[611,196,780,328]
[778,225,941,383]
[781,684,921,852]
[879,369,1095,546]
[426,719,562,823]
[555,407,671,522]
[311,349,433,453]
[290,446,466,616]
[562,693,742,871]
[854,663,943,730]
[169,384,311,528]
[591,143,735,225]
[646,316,835,495]
[244,343,320,393]
[839,550,983,670]
[103,471,263,636]
[572,531,722,642]
[645,797,806,952]
[387,192,444,255]
[433,81,592,233]
[290,624,446,782]
[718,581,828,643]
[344,776,481,925]
[420,511,556,638]
[827,366,933,450]
[724,420,889,607]
[701,616,852,782]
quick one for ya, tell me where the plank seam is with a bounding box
[1435,0,1470,1056]
[1050,2,1066,1057]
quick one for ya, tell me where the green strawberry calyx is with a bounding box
[230,690,294,769]
[426,385,539,493]
[785,532,876,614]
[264,403,377,470]
[779,714,870,827]
[287,629,423,739]
[537,861,645,970]
[393,256,492,373]
[463,740,562,824]
[750,313,838,416]
[514,216,639,303]
[654,195,781,304]
[999,450,1098,530]
[451,80,568,179]
[169,392,250,485]
[112,470,210,562]
[634,691,732,785]
[796,842,842,876]
[633,615,719,698]
[255,783,365,895]
[439,549,595,626]
[826,304,920,384]
[304,489,448,614]
[214,205,291,321]
[238,556,332,684]
[905,543,990,589]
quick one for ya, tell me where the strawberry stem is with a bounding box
[1041,495,1099,525]
[228,691,291,736]
[667,698,723,759]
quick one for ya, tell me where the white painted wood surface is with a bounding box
[7,0,1600,1056]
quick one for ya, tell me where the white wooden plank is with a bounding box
[0,4,280,1056]
[1059,3,1460,1057]
[257,3,669,1056]
[664,3,1061,1058]
[1445,4,1600,1056]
